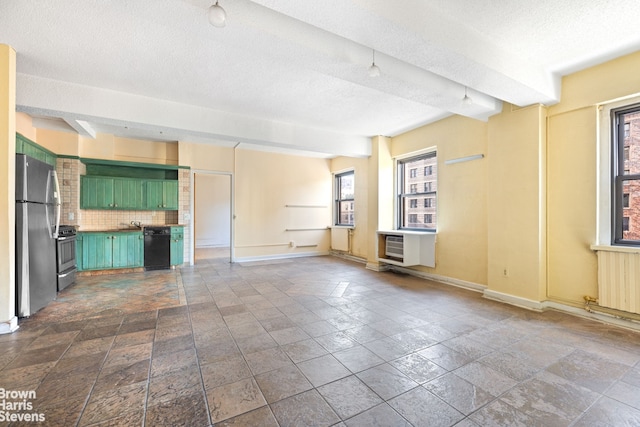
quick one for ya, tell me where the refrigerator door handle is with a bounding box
[52,170,61,239]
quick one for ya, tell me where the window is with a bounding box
[335,171,354,226]
[613,106,640,243]
[409,168,417,178]
[397,151,437,231]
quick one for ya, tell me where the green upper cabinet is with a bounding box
[113,178,145,209]
[170,226,184,266]
[146,180,179,210]
[16,133,57,167]
[81,176,145,210]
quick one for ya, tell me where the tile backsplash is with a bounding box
[79,210,178,230]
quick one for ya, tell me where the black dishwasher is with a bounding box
[144,226,171,270]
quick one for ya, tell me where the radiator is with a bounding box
[596,250,640,315]
[331,227,350,252]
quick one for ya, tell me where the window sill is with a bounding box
[378,229,437,236]
[591,244,640,254]
[331,225,355,229]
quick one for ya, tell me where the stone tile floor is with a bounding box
[1,255,640,426]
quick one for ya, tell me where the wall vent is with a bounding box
[385,235,404,258]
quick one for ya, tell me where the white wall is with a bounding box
[195,173,231,248]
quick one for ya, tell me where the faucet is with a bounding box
[130,220,142,229]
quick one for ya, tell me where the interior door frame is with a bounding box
[190,169,234,265]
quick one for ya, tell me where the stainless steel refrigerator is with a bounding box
[15,154,60,317]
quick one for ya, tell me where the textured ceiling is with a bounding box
[1,0,640,157]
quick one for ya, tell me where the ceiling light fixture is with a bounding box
[462,86,473,105]
[208,1,226,28]
[368,50,380,77]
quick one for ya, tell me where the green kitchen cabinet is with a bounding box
[77,231,144,271]
[170,226,184,266]
[80,176,144,210]
[77,233,112,270]
[146,180,179,210]
[112,232,144,268]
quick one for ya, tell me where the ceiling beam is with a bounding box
[16,74,372,158]
[62,118,96,139]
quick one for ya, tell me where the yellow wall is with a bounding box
[392,116,489,285]
[178,141,234,173]
[37,128,79,155]
[0,44,16,328]
[234,149,332,259]
[487,104,547,302]
[545,51,640,307]
[16,112,36,140]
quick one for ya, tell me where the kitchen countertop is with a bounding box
[78,225,184,233]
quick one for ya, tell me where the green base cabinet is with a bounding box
[77,232,144,271]
[170,226,184,266]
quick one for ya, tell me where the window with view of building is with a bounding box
[334,171,354,226]
[397,151,437,230]
[613,106,640,243]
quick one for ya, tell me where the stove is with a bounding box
[56,225,77,291]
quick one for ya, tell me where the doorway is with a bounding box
[193,172,232,263]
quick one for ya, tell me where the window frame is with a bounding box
[396,150,437,232]
[334,170,355,226]
[612,104,640,244]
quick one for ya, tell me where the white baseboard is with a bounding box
[329,251,367,265]
[366,262,390,272]
[390,266,486,293]
[543,300,640,331]
[482,289,546,311]
[0,316,19,335]
[235,251,329,263]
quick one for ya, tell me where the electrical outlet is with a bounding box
[68,212,75,221]
[503,268,508,277]
[289,241,295,248]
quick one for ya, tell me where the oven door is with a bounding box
[56,235,76,272]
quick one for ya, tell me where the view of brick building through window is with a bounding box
[336,172,354,225]
[622,111,640,240]
[403,155,437,229]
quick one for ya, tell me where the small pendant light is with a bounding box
[208,1,227,27]
[369,50,381,77]
[462,86,473,105]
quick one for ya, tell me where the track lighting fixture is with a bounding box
[368,49,380,77]
[208,0,226,27]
